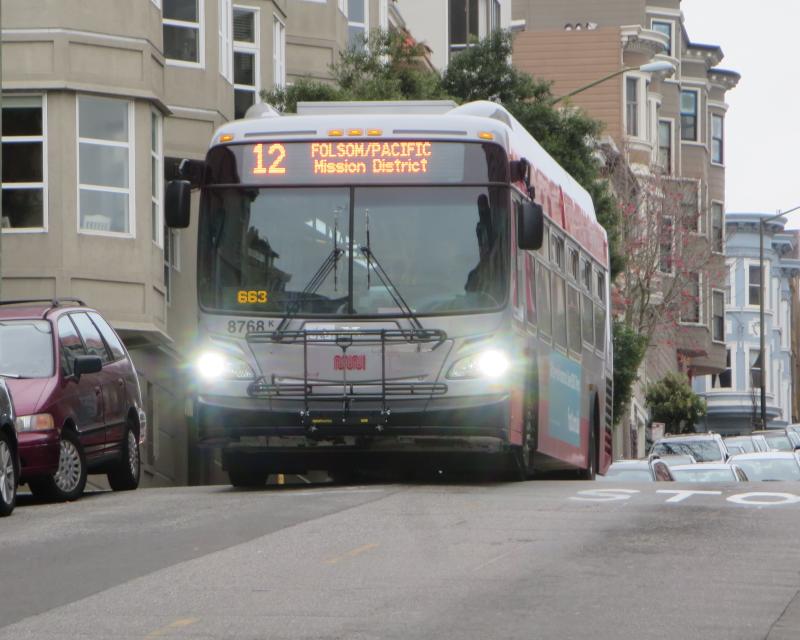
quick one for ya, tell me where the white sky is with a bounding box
[681,0,800,227]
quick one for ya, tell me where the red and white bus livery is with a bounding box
[166,99,612,485]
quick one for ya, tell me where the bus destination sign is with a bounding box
[206,140,503,185]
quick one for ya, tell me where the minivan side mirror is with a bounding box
[518,201,544,250]
[165,180,192,228]
[73,355,102,378]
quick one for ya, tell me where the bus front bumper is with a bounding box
[195,392,512,451]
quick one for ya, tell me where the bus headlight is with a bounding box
[196,351,255,381]
[447,349,511,380]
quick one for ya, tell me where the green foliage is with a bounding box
[261,28,624,278]
[612,321,648,425]
[645,372,707,434]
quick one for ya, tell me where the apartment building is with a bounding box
[400,0,510,71]
[511,0,739,457]
[693,214,800,433]
[1,0,401,485]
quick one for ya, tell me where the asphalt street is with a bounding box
[2,480,800,639]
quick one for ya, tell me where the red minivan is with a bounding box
[0,299,146,501]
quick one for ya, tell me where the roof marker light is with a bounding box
[349,128,363,136]
[478,131,494,140]
[367,129,383,136]
[219,133,234,143]
[328,129,344,137]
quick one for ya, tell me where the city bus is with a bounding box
[165,99,613,485]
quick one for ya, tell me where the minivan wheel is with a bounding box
[107,422,141,491]
[29,429,87,502]
[0,432,17,517]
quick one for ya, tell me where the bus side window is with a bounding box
[582,258,594,347]
[525,253,536,327]
[567,284,581,355]
[594,268,606,352]
[552,273,567,349]
[536,262,551,337]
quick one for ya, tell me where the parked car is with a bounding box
[650,453,696,466]
[598,459,674,482]
[750,430,797,453]
[0,299,146,501]
[669,463,747,482]
[0,377,18,516]
[723,435,765,454]
[650,433,728,463]
[728,452,800,481]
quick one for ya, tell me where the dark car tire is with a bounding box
[28,428,87,502]
[107,421,141,492]
[228,468,268,488]
[0,431,18,517]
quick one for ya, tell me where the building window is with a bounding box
[219,0,232,82]
[348,0,368,48]
[658,216,673,273]
[163,0,202,65]
[711,349,732,389]
[233,6,259,118]
[711,202,723,252]
[680,272,701,323]
[77,95,132,235]
[748,265,762,306]
[488,0,501,32]
[712,290,724,342]
[651,20,672,55]
[711,113,724,164]
[657,120,672,173]
[2,95,46,231]
[679,180,700,233]
[164,226,180,303]
[151,111,163,246]
[273,15,286,88]
[625,76,639,137]
[749,349,762,389]
[449,0,479,54]
[680,90,698,141]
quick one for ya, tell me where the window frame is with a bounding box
[680,88,699,142]
[651,19,673,56]
[232,4,261,118]
[219,0,233,83]
[746,260,769,310]
[709,348,734,391]
[163,0,205,68]
[710,200,724,253]
[151,109,164,247]
[347,0,368,49]
[273,13,286,88]
[748,348,766,391]
[711,113,724,165]
[624,74,641,138]
[76,95,135,239]
[657,118,673,174]
[711,288,725,343]
[1,93,48,234]
[679,271,703,326]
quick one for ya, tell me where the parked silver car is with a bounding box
[669,463,747,482]
[728,452,800,481]
[650,433,728,463]
[598,459,674,482]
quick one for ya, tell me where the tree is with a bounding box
[645,372,707,434]
[612,320,648,426]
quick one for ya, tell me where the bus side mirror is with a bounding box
[165,180,191,229]
[518,202,544,250]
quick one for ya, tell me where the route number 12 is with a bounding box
[252,143,287,176]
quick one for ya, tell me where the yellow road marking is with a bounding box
[325,543,379,565]
[144,618,197,638]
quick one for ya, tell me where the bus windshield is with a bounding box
[198,185,509,316]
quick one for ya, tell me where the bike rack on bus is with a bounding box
[246,328,448,431]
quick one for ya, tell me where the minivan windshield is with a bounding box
[0,320,54,378]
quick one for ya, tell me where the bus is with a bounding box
[165,99,613,485]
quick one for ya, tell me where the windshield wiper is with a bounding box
[359,246,424,333]
[272,248,345,335]
[0,372,21,379]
